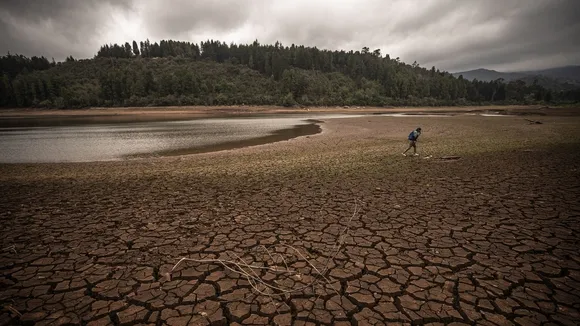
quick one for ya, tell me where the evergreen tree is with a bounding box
[132,41,140,56]
[1,73,12,105]
[0,41,572,108]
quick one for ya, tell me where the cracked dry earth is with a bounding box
[1,115,580,326]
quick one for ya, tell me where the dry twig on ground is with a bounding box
[170,199,361,300]
[3,305,22,317]
[524,118,543,125]
[1,245,16,254]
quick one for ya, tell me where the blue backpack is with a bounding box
[408,131,416,141]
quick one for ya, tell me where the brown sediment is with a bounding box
[1,114,580,325]
[129,122,323,159]
[0,114,204,128]
[0,104,578,120]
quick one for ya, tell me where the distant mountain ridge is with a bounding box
[522,66,580,80]
[453,65,580,82]
[452,66,580,91]
[452,68,525,82]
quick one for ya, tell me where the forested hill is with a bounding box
[1,39,579,109]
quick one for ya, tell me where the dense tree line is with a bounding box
[1,39,579,108]
[97,40,202,59]
[0,53,54,78]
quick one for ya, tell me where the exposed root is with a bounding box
[170,199,361,301]
[2,245,17,254]
[3,305,22,317]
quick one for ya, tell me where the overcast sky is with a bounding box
[1,0,579,72]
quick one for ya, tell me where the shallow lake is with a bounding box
[0,111,506,163]
[0,114,362,163]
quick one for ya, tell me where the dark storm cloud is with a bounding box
[405,0,580,71]
[0,0,133,59]
[139,0,263,39]
[250,0,580,71]
[0,0,578,71]
[0,0,132,21]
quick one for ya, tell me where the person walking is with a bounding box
[403,127,422,156]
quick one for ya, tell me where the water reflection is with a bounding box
[0,115,330,163]
[0,112,508,163]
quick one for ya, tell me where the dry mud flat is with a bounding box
[1,113,580,325]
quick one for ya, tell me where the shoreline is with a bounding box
[0,115,326,164]
[0,104,576,119]
[127,122,323,160]
[1,105,578,163]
